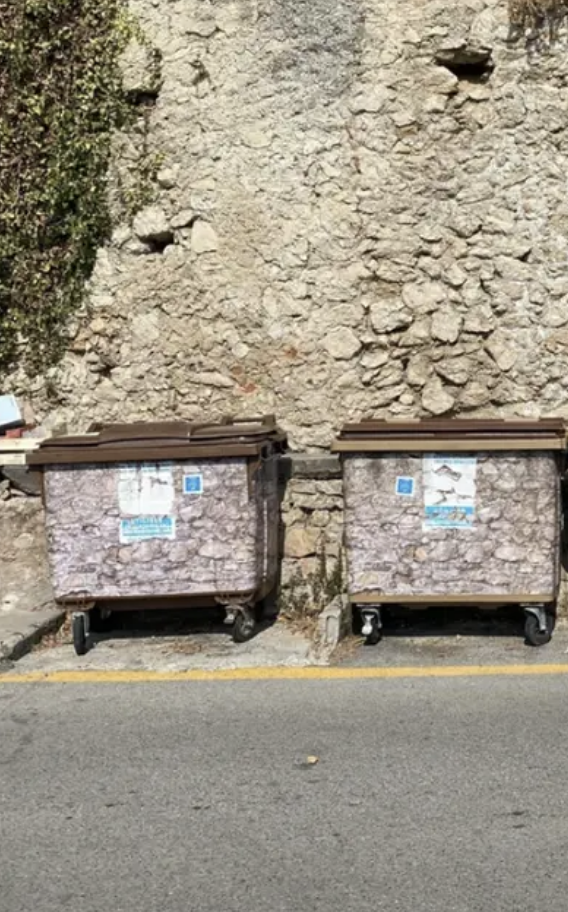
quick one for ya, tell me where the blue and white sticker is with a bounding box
[120,516,176,543]
[183,473,203,495]
[424,505,474,529]
[395,476,415,497]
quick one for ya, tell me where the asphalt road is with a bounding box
[2,673,568,912]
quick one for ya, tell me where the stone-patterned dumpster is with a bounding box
[29,417,286,654]
[333,419,565,647]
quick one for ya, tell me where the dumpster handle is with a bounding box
[221,414,276,427]
[247,457,261,499]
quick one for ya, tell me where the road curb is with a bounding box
[0,609,65,664]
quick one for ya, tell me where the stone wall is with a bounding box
[279,454,344,613]
[0,497,53,617]
[6,0,568,618]
[8,0,568,452]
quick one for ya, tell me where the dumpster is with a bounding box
[332,419,565,646]
[28,416,286,654]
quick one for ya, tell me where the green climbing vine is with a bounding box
[508,0,568,49]
[0,0,156,376]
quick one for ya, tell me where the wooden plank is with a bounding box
[0,437,45,452]
[0,437,44,466]
[0,454,29,465]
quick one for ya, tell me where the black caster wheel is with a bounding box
[365,626,383,646]
[72,614,89,656]
[232,612,256,643]
[524,612,555,647]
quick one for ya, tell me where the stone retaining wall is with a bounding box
[0,496,53,617]
[279,454,345,614]
[8,0,568,453]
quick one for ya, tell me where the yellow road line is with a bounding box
[2,664,568,684]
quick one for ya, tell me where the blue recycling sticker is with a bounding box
[395,476,415,496]
[183,473,203,495]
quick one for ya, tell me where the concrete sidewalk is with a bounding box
[0,602,63,662]
[0,497,63,663]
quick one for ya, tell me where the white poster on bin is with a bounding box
[423,455,477,530]
[118,463,175,516]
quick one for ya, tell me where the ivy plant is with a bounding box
[0,0,145,376]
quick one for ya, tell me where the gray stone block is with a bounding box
[317,595,350,650]
[279,453,342,481]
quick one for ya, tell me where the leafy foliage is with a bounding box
[280,550,344,633]
[508,0,568,48]
[0,0,138,375]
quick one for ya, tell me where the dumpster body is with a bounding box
[333,419,565,645]
[29,417,286,652]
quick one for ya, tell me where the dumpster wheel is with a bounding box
[524,607,555,647]
[365,626,382,646]
[360,607,382,646]
[232,609,257,643]
[72,612,89,656]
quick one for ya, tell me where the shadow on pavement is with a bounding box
[363,604,526,640]
[88,605,277,645]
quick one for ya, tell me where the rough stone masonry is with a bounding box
[5,0,568,618]
[12,0,568,450]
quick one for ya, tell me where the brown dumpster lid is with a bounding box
[332,418,566,452]
[28,415,287,466]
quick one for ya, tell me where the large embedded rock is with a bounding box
[191,220,218,254]
[421,377,455,415]
[133,207,173,247]
[323,328,361,360]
